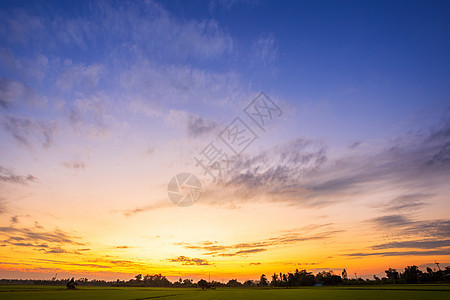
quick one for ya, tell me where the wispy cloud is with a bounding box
[176,225,341,257]
[0,166,36,184]
[0,78,37,109]
[205,116,450,208]
[370,215,413,229]
[370,215,450,239]
[344,249,450,257]
[342,217,450,257]
[121,202,172,217]
[56,62,102,92]
[382,194,429,212]
[372,239,450,250]
[10,215,18,224]
[1,115,58,148]
[187,114,218,138]
[1,1,233,60]
[60,161,86,170]
[0,225,82,246]
[168,256,210,266]
[251,33,278,67]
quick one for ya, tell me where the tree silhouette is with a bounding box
[197,279,209,289]
[402,266,421,284]
[66,277,77,290]
[226,279,241,287]
[259,274,268,286]
[385,268,400,283]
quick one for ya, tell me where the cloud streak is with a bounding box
[176,225,341,257]
[168,256,210,266]
[205,116,450,208]
[0,166,36,184]
[1,115,58,148]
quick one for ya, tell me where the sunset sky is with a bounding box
[0,0,449,282]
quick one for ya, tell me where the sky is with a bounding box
[0,0,449,281]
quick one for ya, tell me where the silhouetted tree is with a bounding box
[197,279,209,289]
[243,280,255,287]
[226,279,241,287]
[270,273,279,286]
[183,279,193,286]
[342,269,348,280]
[385,268,400,283]
[315,271,342,286]
[66,277,77,289]
[259,274,268,286]
[402,265,422,284]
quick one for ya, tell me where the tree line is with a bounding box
[1,264,448,288]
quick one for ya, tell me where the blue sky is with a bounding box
[0,0,449,280]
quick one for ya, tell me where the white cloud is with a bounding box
[56,61,103,92]
[0,78,44,109]
[251,33,278,67]
[1,1,233,61]
[119,59,247,113]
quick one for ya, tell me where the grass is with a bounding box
[0,284,449,299]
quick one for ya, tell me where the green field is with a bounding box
[0,285,449,299]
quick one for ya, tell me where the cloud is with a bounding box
[176,225,340,257]
[348,141,361,149]
[10,215,19,224]
[0,166,36,184]
[165,110,221,139]
[383,194,428,212]
[60,161,85,170]
[146,147,155,155]
[218,248,266,257]
[122,61,245,112]
[306,117,450,198]
[0,225,82,246]
[65,92,115,138]
[56,62,102,92]
[370,215,450,240]
[168,256,210,266]
[206,137,328,206]
[203,116,450,208]
[0,78,35,109]
[343,217,450,258]
[34,258,111,269]
[251,33,278,67]
[1,1,233,60]
[0,198,6,215]
[298,262,319,266]
[1,115,58,148]
[370,215,413,229]
[2,239,48,248]
[209,0,259,11]
[122,202,172,217]
[0,48,48,81]
[372,239,450,250]
[344,249,450,257]
[45,247,68,254]
[187,114,218,137]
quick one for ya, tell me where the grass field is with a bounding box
[0,285,449,299]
